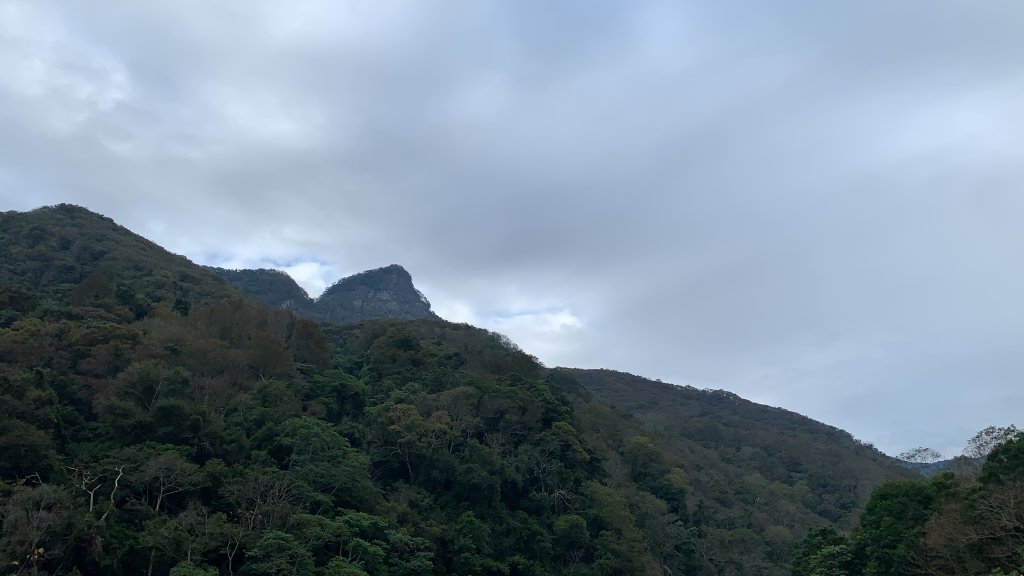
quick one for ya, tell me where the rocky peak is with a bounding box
[211,263,437,325]
[316,264,436,324]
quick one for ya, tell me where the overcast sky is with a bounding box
[2,0,1023,457]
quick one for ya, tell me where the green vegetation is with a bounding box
[565,370,914,564]
[573,373,1024,576]
[207,268,312,311]
[0,285,658,574]
[0,205,240,317]
[1,205,929,575]
[792,431,1024,576]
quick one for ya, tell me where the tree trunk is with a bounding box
[147,546,156,576]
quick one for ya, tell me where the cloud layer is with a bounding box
[3,0,1023,456]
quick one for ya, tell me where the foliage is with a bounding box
[563,368,915,574]
[898,447,944,464]
[791,432,1024,576]
[791,527,851,576]
[0,205,239,311]
[853,479,938,576]
[964,425,1021,459]
[0,206,921,576]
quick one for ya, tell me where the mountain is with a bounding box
[0,204,244,326]
[207,267,312,310]
[563,369,912,524]
[0,205,915,576]
[0,204,434,326]
[209,264,438,325]
[316,264,437,324]
[897,456,981,477]
[0,204,240,307]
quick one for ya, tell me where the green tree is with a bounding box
[791,527,851,576]
[581,481,660,575]
[383,529,435,576]
[444,512,504,575]
[323,557,370,576]
[0,484,72,574]
[131,445,203,514]
[170,561,218,576]
[240,530,315,576]
[981,433,1024,486]
[246,332,296,379]
[369,402,429,484]
[553,514,590,575]
[289,318,331,371]
[271,417,379,511]
[965,426,1021,459]
[853,480,936,576]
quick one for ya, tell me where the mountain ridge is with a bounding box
[0,203,242,312]
[208,263,438,325]
[560,368,912,529]
[0,203,434,326]
[0,204,915,575]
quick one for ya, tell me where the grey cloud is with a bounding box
[2,0,1023,455]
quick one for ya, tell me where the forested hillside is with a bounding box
[562,369,915,571]
[0,205,240,316]
[566,369,911,523]
[791,430,1024,576]
[1,205,916,576]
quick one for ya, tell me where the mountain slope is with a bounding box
[210,264,438,325]
[0,204,240,313]
[0,209,675,575]
[565,369,912,523]
[0,205,912,576]
[207,267,312,310]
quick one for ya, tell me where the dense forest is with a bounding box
[1,205,1016,576]
[791,428,1024,576]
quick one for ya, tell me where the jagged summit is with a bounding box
[317,264,435,324]
[322,264,414,297]
[1,204,435,326]
[209,263,437,325]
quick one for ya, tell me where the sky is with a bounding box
[2,0,1023,457]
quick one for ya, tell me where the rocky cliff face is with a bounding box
[210,264,437,325]
[315,264,436,324]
